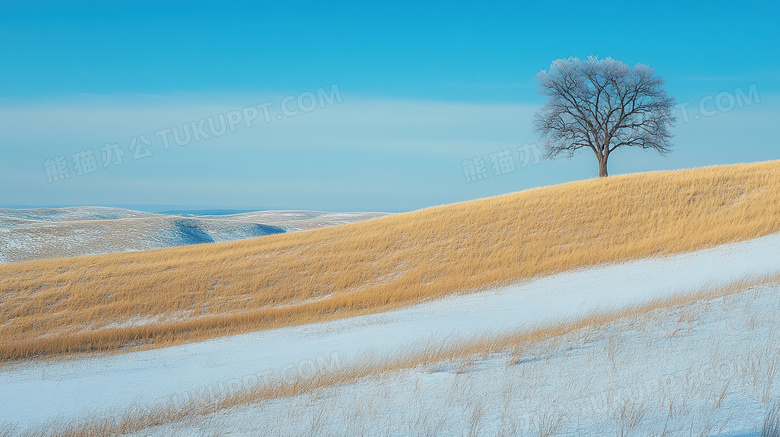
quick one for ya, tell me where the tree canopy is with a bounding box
[534,56,676,177]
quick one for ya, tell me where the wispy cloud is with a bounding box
[0,93,542,210]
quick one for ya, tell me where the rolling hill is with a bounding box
[2,160,780,436]
[1,160,779,362]
[0,207,387,263]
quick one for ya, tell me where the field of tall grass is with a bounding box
[1,160,779,362]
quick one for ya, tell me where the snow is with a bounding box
[0,206,162,222]
[201,210,390,231]
[0,233,779,433]
[0,207,386,263]
[143,282,780,436]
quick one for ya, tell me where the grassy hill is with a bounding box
[1,160,779,362]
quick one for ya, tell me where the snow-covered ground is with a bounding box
[0,206,162,222]
[0,207,387,263]
[139,281,780,436]
[199,210,389,232]
[1,233,778,433]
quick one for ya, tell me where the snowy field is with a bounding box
[1,232,778,434]
[0,207,387,263]
[197,210,389,232]
[138,279,780,436]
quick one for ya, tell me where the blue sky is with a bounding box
[1,0,778,212]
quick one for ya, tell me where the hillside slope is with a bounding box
[2,234,777,431]
[0,216,284,263]
[1,160,779,361]
[0,206,161,222]
[198,210,389,232]
[0,208,387,263]
[137,279,780,437]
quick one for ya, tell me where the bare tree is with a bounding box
[533,56,676,177]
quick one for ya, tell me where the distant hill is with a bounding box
[0,207,388,263]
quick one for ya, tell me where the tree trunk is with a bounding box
[598,158,608,177]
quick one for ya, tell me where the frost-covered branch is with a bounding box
[533,56,676,177]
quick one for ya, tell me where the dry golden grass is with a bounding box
[1,160,780,362]
[13,273,780,437]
